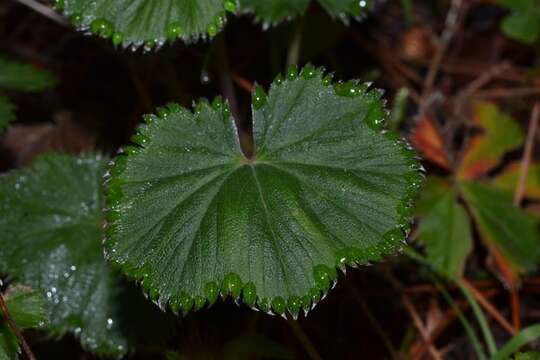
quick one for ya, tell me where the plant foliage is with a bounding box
[105,65,422,318]
[54,0,373,48]
[0,287,48,360]
[0,153,173,358]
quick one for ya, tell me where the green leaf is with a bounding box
[0,286,48,360]
[514,353,540,360]
[240,0,373,24]
[498,0,540,44]
[460,182,540,274]
[105,66,421,317]
[458,102,525,180]
[415,177,473,275]
[3,286,49,329]
[0,57,56,92]
[56,0,233,48]
[494,324,540,360]
[501,12,540,44]
[0,153,130,357]
[0,324,17,360]
[0,97,15,134]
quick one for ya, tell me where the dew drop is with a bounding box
[212,96,223,111]
[112,32,124,46]
[271,297,286,315]
[223,0,237,12]
[383,228,404,245]
[252,85,267,110]
[222,103,231,118]
[223,272,242,298]
[301,64,317,79]
[287,65,298,80]
[207,22,218,37]
[179,292,194,315]
[257,298,269,313]
[274,74,284,85]
[287,296,301,317]
[166,22,182,41]
[54,0,65,10]
[200,69,211,84]
[242,282,257,307]
[194,295,206,311]
[322,73,334,86]
[204,282,219,305]
[313,265,337,291]
[71,13,83,26]
[90,18,114,39]
[157,107,170,118]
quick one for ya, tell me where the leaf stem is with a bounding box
[286,17,304,68]
[287,318,322,360]
[0,291,36,360]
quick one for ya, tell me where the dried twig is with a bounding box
[287,318,323,360]
[387,273,443,360]
[12,0,68,25]
[514,103,540,206]
[422,0,464,101]
[460,278,517,335]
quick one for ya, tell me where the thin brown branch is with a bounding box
[346,281,399,360]
[422,0,465,100]
[0,292,36,360]
[232,73,254,93]
[457,62,511,100]
[460,278,517,336]
[287,318,323,360]
[402,297,443,360]
[514,103,540,206]
[386,273,443,360]
[473,87,540,99]
[12,0,68,25]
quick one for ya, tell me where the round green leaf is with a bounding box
[105,66,421,317]
[55,0,233,48]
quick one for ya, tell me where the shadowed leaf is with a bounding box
[0,153,173,357]
[0,287,48,360]
[416,177,472,275]
[460,182,540,279]
[0,57,56,92]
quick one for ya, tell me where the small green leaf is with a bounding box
[106,66,420,317]
[0,97,15,134]
[501,12,540,44]
[57,0,230,47]
[240,0,373,24]
[0,286,48,360]
[460,182,540,273]
[0,323,18,360]
[416,178,473,276]
[0,153,174,357]
[3,286,49,329]
[0,57,56,92]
